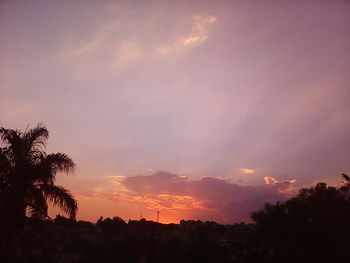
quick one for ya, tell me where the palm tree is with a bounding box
[0,123,77,230]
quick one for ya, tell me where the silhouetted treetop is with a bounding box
[250,175,350,262]
[0,123,77,232]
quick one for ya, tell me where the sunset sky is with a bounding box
[1,0,350,224]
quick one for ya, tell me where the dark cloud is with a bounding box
[122,171,295,223]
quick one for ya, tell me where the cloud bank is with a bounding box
[117,171,296,223]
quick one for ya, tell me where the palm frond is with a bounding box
[31,162,55,185]
[0,128,22,155]
[24,123,49,152]
[0,127,19,145]
[44,153,75,174]
[27,151,74,185]
[0,148,12,177]
[40,184,77,219]
[27,185,48,220]
[342,173,350,182]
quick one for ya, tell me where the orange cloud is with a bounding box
[240,168,255,174]
[264,176,297,197]
[112,193,204,211]
[264,176,279,184]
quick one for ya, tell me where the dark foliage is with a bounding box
[246,176,350,263]
[1,216,244,263]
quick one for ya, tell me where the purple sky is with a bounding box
[1,0,350,223]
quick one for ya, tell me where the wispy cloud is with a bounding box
[181,15,217,46]
[156,15,216,56]
[113,41,141,69]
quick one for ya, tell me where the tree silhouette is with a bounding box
[249,176,350,262]
[0,123,77,231]
[339,173,350,192]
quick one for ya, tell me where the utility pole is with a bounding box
[157,211,159,223]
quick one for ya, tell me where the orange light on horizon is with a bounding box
[48,190,208,224]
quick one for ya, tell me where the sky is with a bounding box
[1,0,350,224]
